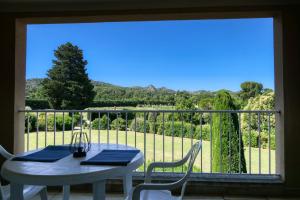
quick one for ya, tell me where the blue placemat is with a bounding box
[12,145,72,162]
[81,149,140,166]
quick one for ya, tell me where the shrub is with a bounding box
[157,121,195,138]
[25,113,37,132]
[111,118,126,131]
[242,130,276,150]
[37,113,73,131]
[91,115,110,130]
[129,117,150,133]
[195,124,211,141]
[25,99,50,109]
[241,92,275,132]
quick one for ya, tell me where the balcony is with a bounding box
[21,109,279,180]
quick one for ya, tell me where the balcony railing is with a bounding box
[20,109,280,178]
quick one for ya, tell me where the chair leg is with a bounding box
[63,185,70,200]
[39,187,48,200]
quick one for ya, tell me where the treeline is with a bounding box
[26,99,175,109]
[26,79,177,106]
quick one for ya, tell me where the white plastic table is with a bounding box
[1,143,144,200]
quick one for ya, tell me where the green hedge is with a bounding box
[111,118,126,131]
[129,117,150,133]
[26,99,50,109]
[26,99,174,110]
[37,114,74,131]
[242,130,275,150]
[157,121,195,138]
[25,113,37,132]
[195,124,211,141]
[25,113,75,132]
[91,115,110,130]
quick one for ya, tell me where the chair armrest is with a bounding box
[145,154,190,182]
[0,145,14,159]
[132,182,179,200]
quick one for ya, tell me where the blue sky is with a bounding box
[26,18,274,92]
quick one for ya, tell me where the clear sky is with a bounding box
[26,18,274,92]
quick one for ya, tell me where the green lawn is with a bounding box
[24,129,275,174]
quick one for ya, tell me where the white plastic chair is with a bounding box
[0,145,48,200]
[127,141,202,200]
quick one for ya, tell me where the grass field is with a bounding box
[24,129,275,174]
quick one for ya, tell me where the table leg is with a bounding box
[10,182,24,200]
[63,185,70,200]
[123,173,133,198]
[93,180,106,200]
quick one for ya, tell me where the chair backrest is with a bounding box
[170,141,202,198]
[0,145,14,200]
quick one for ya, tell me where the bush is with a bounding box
[130,117,150,133]
[37,113,73,131]
[111,118,126,131]
[25,99,50,109]
[91,115,110,130]
[25,113,37,132]
[242,130,276,150]
[156,121,197,139]
[195,124,211,141]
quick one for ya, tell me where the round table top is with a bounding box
[1,144,144,186]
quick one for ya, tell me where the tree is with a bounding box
[241,91,275,131]
[212,91,247,173]
[239,81,263,101]
[42,42,95,109]
[175,92,195,122]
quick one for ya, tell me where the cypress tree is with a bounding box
[212,91,247,173]
[42,42,95,109]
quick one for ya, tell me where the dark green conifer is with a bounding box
[212,91,247,173]
[43,42,95,109]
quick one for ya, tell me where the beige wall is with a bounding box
[0,3,300,196]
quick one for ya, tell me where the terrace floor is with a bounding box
[31,192,298,200]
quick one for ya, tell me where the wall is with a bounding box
[0,2,300,196]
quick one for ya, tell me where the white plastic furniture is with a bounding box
[127,141,202,200]
[0,145,48,200]
[1,144,144,200]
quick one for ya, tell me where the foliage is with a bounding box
[37,114,73,131]
[198,97,214,110]
[25,113,37,132]
[241,92,275,131]
[174,92,196,122]
[24,113,75,132]
[42,42,95,109]
[25,79,46,100]
[211,91,247,173]
[195,124,211,141]
[91,115,110,130]
[129,117,150,133]
[239,81,263,101]
[25,99,50,109]
[242,130,276,150]
[157,121,195,138]
[111,118,126,131]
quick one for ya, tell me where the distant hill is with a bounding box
[26,78,248,109]
[26,79,241,102]
[26,78,178,102]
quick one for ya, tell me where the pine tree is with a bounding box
[42,42,95,109]
[212,91,247,173]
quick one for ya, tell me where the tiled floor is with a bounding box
[31,192,299,200]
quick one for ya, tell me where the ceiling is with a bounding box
[0,0,299,13]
